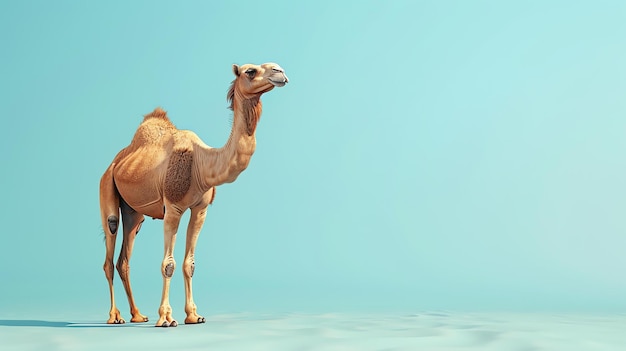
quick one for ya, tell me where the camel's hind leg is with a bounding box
[100,167,124,324]
[117,201,149,323]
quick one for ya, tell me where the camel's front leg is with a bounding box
[156,208,182,327]
[183,205,209,324]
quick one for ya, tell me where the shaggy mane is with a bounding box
[226,79,262,135]
[227,80,236,111]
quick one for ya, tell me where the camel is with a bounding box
[99,63,288,327]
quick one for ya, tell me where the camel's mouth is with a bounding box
[268,78,288,87]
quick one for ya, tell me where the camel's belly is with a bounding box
[115,181,165,219]
[131,200,165,220]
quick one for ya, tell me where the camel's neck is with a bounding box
[200,92,262,188]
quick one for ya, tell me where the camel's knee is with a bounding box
[162,259,176,278]
[116,259,129,277]
[103,261,115,280]
[107,216,119,235]
[183,260,195,278]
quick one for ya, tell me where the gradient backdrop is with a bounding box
[1,0,626,320]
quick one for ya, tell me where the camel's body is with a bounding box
[109,114,214,220]
[99,63,288,327]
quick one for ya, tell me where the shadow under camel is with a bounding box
[0,319,151,328]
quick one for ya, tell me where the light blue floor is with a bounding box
[2,312,625,351]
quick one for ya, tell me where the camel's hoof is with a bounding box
[131,316,149,323]
[185,316,206,324]
[157,320,177,328]
[114,319,125,324]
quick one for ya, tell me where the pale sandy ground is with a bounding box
[1,312,625,351]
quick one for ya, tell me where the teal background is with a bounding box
[1,0,626,319]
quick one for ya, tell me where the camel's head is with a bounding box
[232,62,289,96]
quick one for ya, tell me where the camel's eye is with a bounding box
[245,68,257,78]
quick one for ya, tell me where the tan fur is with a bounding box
[208,187,216,205]
[98,63,288,327]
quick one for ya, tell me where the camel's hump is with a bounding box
[144,107,170,121]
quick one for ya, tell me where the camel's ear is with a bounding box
[232,64,240,77]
